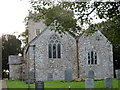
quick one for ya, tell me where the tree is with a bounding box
[27,1,120,36]
[21,1,120,43]
[23,1,120,78]
[2,34,22,73]
[19,27,29,44]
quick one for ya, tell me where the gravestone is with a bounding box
[118,70,120,80]
[65,68,72,82]
[115,69,120,80]
[85,70,94,88]
[29,71,35,82]
[115,69,120,89]
[35,81,44,90]
[47,73,53,81]
[105,78,113,88]
[88,70,94,79]
[85,78,94,88]
[26,71,34,84]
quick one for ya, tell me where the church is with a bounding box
[9,18,114,81]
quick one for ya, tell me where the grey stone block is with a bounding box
[85,78,94,88]
[47,73,53,81]
[65,68,72,82]
[88,70,94,79]
[26,71,35,84]
[35,81,44,90]
[115,69,120,80]
[105,78,113,88]
[9,55,23,65]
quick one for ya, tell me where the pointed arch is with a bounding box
[48,35,61,58]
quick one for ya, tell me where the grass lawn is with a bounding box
[6,79,119,89]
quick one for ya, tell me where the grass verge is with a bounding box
[6,79,119,89]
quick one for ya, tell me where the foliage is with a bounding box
[21,1,120,43]
[28,1,120,35]
[27,3,81,36]
[22,1,120,69]
[19,21,29,44]
[2,34,22,71]
[43,6,78,34]
[19,28,28,44]
[113,44,120,69]
[87,15,120,44]
[95,2,120,19]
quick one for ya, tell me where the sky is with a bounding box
[0,0,106,36]
[0,0,31,36]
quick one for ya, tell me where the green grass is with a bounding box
[6,79,119,89]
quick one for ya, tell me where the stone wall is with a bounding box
[22,50,30,81]
[78,30,113,79]
[23,19,113,81]
[23,28,114,81]
[26,27,77,81]
[9,55,23,80]
[28,19,47,42]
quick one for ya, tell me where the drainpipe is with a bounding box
[76,37,79,78]
[29,45,36,82]
[33,45,36,82]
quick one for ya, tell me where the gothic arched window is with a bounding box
[48,35,61,58]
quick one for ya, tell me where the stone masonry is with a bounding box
[9,55,23,80]
[9,20,113,81]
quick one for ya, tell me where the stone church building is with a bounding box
[9,19,113,81]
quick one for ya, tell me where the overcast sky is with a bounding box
[0,0,31,36]
[0,0,107,36]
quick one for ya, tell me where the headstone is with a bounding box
[88,70,94,79]
[26,71,34,84]
[35,81,44,90]
[47,73,53,81]
[0,37,2,80]
[85,78,94,88]
[29,71,34,78]
[115,69,120,80]
[105,78,113,88]
[65,68,72,82]
[115,69,120,89]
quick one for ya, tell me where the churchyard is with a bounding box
[6,70,120,89]
[6,79,119,89]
